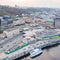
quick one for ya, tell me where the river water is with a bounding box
[20,45,60,60]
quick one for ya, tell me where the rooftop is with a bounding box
[44,18,54,22]
[5,43,29,54]
[4,26,20,32]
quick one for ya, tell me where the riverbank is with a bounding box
[15,43,60,60]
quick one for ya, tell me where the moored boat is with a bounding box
[29,47,43,58]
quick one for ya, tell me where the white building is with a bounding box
[24,31,36,37]
[3,27,20,38]
[13,19,25,26]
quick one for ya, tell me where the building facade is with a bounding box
[54,18,60,28]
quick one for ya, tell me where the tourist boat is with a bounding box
[30,47,43,58]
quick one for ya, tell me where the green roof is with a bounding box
[40,34,60,40]
[44,18,54,22]
[5,43,29,55]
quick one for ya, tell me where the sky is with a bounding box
[0,0,60,8]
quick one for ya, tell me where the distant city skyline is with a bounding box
[0,0,60,8]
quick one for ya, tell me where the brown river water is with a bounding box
[15,44,60,60]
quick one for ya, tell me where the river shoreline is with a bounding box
[15,43,60,60]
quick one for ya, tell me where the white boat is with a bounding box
[30,47,43,58]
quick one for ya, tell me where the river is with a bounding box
[19,44,60,60]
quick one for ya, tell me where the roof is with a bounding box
[42,33,59,39]
[24,31,36,36]
[44,18,54,22]
[55,17,60,20]
[4,26,19,32]
[5,43,29,54]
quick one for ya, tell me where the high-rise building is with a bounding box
[0,17,8,31]
[54,18,60,28]
[0,15,13,31]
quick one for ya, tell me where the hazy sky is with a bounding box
[0,0,60,8]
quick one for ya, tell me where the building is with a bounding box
[22,17,32,23]
[3,27,20,38]
[35,18,45,25]
[0,17,8,31]
[13,18,25,26]
[0,15,13,31]
[0,33,6,39]
[44,18,54,28]
[54,18,60,28]
[3,15,13,27]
